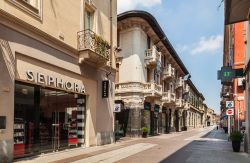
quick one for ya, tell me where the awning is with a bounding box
[225,0,250,25]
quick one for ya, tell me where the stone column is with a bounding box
[126,108,142,137]
[177,110,182,132]
[170,108,175,132]
[184,110,188,130]
[166,109,170,133]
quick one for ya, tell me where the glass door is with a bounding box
[40,89,78,152]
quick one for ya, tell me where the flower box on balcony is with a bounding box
[78,29,110,66]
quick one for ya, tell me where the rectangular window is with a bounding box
[84,10,93,30]
[163,55,166,67]
[7,0,42,19]
[147,35,151,49]
[147,68,150,82]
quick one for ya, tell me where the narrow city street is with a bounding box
[17,126,250,163]
[1,0,250,162]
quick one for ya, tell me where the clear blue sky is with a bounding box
[118,0,224,114]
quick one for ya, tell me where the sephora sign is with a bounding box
[26,70,85,93]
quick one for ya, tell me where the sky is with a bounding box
[117,0,224,114]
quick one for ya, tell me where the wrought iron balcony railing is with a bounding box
[77,29,110,63]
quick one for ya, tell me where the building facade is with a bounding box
[0,0,117,161]
[221,22,246,131]
[115,10,207,137]
[186,80,206,129]
[223,0,250,153]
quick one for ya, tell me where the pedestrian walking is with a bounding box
[216,126,218,130]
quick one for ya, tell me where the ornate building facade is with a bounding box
[115,10,207,137]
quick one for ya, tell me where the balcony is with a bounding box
[115,82,145,94]
[145,45,161,67]
[184,101,190,109]
[144,82,162,97]
[162,91,176,104]
[175,77,184,89]
[162,64,175,80]
[176,99,184,108]
[77,29,110,66]
[184,85,190,93]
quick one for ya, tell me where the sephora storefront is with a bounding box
[13,71,86,159]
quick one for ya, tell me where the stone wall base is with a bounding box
[0,139,13,163]
[96,132,114,146]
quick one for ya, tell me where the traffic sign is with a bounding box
[226,108,234,116]
[114,104,121,112]
[226,101,234,108]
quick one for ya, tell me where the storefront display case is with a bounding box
[14,118,25,158]
[68,119,78,146]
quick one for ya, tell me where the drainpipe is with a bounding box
[106,0,113,77]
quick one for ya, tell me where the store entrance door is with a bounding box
[52,111,68,151]
[40,89,78,153]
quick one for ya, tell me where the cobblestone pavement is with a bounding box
[16,127,250,163]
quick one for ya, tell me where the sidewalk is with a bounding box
[16,127,211,163]
[162,128,250,163]
[16,128,250,163]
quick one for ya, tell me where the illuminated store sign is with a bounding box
[26,70,85,93]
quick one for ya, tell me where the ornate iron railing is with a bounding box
[77,29,110,60]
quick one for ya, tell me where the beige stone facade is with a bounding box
[0,0,117,161]
[115,11,207,137]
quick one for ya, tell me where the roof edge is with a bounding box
[118,10,189,75]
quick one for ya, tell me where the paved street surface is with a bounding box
[17,126,250,163]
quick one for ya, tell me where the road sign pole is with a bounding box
[238,101,240,131]
[228,115,230,136]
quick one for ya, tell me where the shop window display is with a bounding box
[14,82,85,159]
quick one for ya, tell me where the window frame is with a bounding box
[6,0,43,21]
[84,9,94,31]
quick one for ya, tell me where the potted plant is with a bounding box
[141,127,149,138]
[230,131,243,152]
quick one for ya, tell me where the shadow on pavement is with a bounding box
[159,129,250,163]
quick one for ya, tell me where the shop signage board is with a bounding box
[26,70,85,93]
[226,101,234,108]
[114,104,121,112]
[154,104,160,112]
[102,80,109,98]
[217,66,244,84]
[144,102,151,110]
[226,109,234,116]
